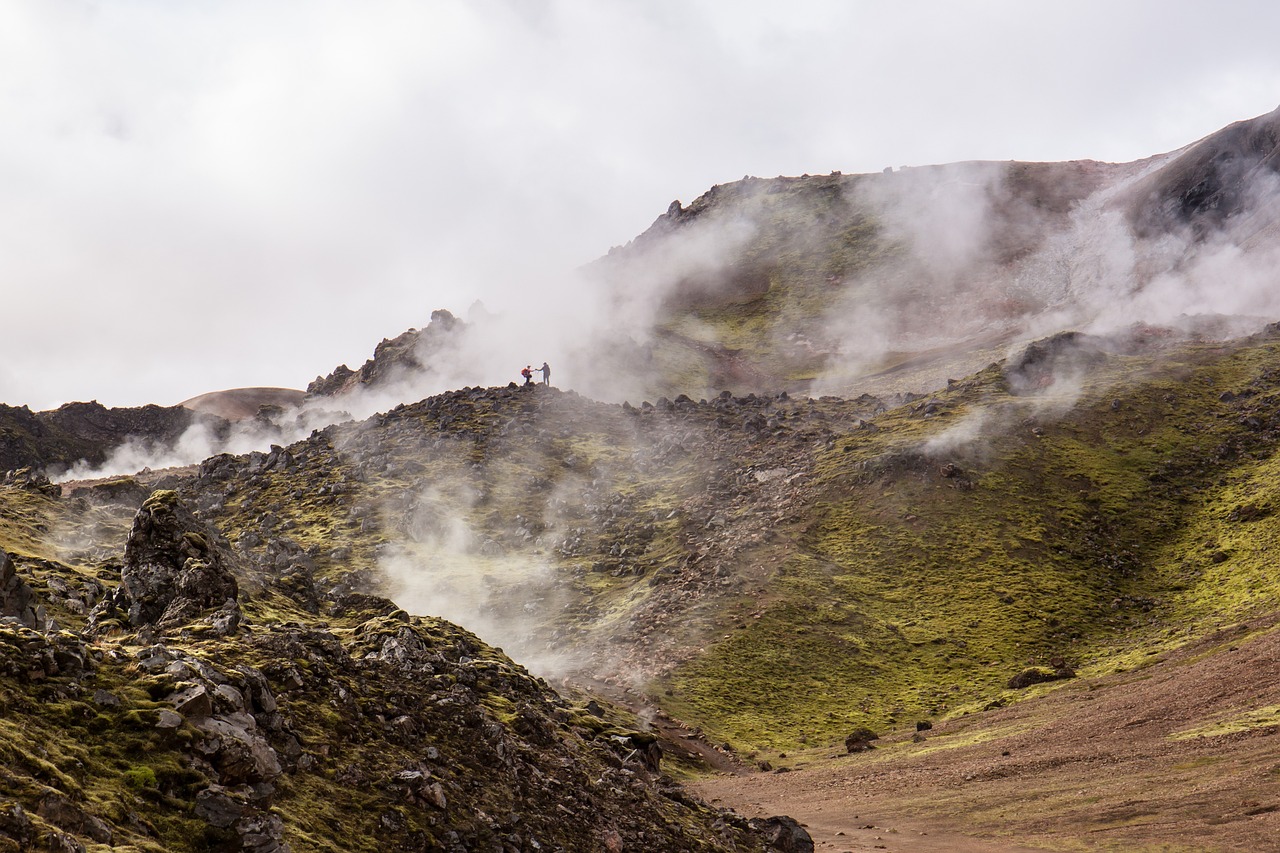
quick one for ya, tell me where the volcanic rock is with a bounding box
[0,548,46,630]
[748,815,815,852]
[844,727,879,753]
[98,490,239,630]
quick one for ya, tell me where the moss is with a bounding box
[1168,704,1280,740]
[123,766,158,790]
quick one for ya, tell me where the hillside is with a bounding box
[10,324,1280,845]
[0,481,791,851]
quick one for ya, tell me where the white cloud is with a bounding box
[3,0,1280,409]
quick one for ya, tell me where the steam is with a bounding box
[378,483,584,678]
[922,409,992,458]
[50,401,346,483]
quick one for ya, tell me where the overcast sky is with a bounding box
[3,0,1279,410]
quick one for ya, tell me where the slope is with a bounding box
[0,479,789,851]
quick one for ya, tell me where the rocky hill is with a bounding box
[0,401,217,476]
[0,479,795,851]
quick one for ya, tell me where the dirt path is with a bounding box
[693,614,1280,852]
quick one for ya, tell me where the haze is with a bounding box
[4,0,1280,410]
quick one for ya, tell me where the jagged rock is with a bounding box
[194,714,283,784]
[748,815,814,852]
[171,684,214,719]
[307,309,465,398]
[236,811,289,853]
[0,549,46,630]
[1,468,61,498]
[195,785,248,829]
[96,490,239,630]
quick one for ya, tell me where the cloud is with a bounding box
[5,0,1280,410]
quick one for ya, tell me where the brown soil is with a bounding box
[693,613,1280,852]
[179,387,305,421]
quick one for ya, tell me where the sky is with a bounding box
[3,0,1280,410]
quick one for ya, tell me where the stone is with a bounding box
[195,716,282,783]
[156,709,184,729]
[210,600,243,636]
[170,684,213,719]
[214,683,247,713]
[747,815,814,853]
[99,490,240,630]
[844,727,879,753]
[195,785,247,829]
[0,548,45,630]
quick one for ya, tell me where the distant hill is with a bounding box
[180,387,307,422]
[0,400,220,475]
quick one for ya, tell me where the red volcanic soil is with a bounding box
[179,387,306,422]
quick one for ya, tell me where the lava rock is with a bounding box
[0,548,46,630]
[106,490,240,629]
[748,815,814,852]
[844,727,879,753]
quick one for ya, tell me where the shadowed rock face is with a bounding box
[112,490,239,629]
[1126,104,1280,237]
[0,400,225,475]
[0,548,45,630]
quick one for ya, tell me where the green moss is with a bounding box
[1169,704,1280,740]
[123,765,158,790]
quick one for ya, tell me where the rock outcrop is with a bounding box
[307,308,465,398]
[0,548,45,630]
[92,490,240,631]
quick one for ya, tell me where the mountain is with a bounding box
[5,108,1280,851]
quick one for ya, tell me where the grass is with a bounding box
[658,332,1280,753]
[1168,704,1280,740]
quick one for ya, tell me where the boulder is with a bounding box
[195,785,248,829]
[109,491,240,629]
[0,548,46,630]
[1007,664,1076,689]
[748,815,814,853]
[844,727,879,753]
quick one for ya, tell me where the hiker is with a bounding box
[521,365,534,386]
[540,361,551,386]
